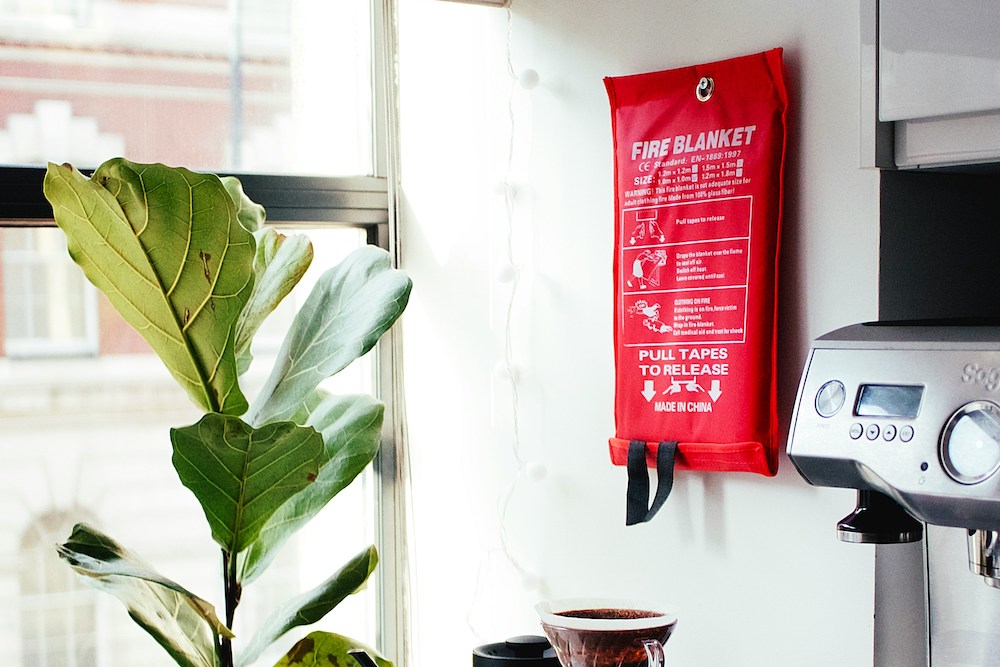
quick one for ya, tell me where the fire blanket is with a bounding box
[604,50,788,523]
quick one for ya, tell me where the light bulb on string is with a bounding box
[519,570,541,592]
[496,262,518,284]
[524,460,548,482]
[495,178,520,200]
[493,359,520,384]
[517,68,539,90]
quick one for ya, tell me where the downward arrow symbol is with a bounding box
[708,379,723,402]
[641,380,657,402]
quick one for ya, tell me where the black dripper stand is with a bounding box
[473,635,561,666]
[837,489,924,544]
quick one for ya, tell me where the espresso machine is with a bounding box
[804,2,1000,662]
[787,322,1000,665]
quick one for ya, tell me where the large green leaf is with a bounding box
[286,386,332,426]
[235,228,314,374]
[246,245,411,426]
[274,632,392,667]
[237,545,378,667]
[239,393,384,583]
[171,413,324,554]
[43,159,255,415]
[56,523,230,667]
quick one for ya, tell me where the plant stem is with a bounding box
[218,635,233,667]
[219,549,241,667]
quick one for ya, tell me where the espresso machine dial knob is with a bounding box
[940,400,1000,485]
[814,379,846,418]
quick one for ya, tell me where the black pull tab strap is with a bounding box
[625,440,678,525]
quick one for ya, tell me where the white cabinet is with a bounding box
[873,0,1000,168]
[879,0,1000,121]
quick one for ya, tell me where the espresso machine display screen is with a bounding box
[855,384,924,418]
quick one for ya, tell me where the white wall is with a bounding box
[397,1,881,665]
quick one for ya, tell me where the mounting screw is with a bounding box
[696,76,715,102]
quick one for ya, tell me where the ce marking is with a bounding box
[638,161,652,172]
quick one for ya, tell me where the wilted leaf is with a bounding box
[171,413,324,554]
[247,245,411,426]
[273,631,392,667]
[237,545,377,667]
[57,523,229,667]
[235,228,313,374]
[221,175,266,233]
[43,159,255,415]
[239,393,384,583]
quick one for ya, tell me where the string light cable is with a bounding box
[466,3,546,640]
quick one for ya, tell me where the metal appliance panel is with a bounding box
[926,525,1000,666]
[788,324,1000,531]
[874,540,928,667]
[875,528,1000,667]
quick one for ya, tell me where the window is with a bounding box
[2,228,98,357]
[20,510,99,667]
[0,1,401,665]
[0,0,378,176]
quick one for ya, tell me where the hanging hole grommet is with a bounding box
[696,76,714,102]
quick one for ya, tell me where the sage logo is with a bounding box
[962,362,1000,391]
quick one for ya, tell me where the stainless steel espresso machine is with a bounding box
[793,2,1000,664]
[787,322,1000,666]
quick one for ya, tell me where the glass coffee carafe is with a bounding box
[536,598,677,667]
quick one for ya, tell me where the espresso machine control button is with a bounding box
[814,380,846,417]
[940,400,1000,485]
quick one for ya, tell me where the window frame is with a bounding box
[0,0,406,661]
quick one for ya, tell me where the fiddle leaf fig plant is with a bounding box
[43,158,411,667]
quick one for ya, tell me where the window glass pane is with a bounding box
[1,228,97,356]
[19,511,99,667]
[0,223,377,666]
[0,0,373,176]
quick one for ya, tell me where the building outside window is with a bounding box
[19,509,99,667]
[0,1,400,665]
[2,228,99,358]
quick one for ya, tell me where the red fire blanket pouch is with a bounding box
[604,49,788,524]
